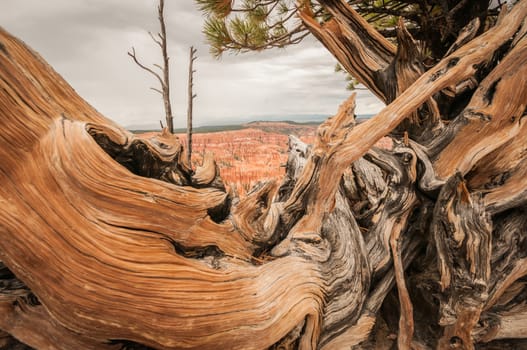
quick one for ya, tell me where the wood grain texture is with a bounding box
[2,1,527,349]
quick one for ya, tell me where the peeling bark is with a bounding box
[432,175,492,350]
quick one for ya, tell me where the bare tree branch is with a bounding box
[148,31,163,48]
[127,47,164,88]
[129,0,173,133]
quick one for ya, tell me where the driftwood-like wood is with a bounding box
[2,0,527,349]
[298,0,396,103]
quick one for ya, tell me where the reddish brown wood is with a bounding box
[1,1,527,349]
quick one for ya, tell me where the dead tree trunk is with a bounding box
[128,0,174,133]
[187,46,197,167]
[1,1,527,349]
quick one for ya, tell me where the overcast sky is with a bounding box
[1,0,384,128]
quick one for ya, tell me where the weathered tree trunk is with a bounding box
[1,1,527,349]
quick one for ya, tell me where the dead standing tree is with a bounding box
[1,0,527,349]
[187,46,197,166]
[128,0,174,133]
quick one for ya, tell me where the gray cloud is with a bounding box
[1,1,384,128]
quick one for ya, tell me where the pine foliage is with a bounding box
[196,0,499,59]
